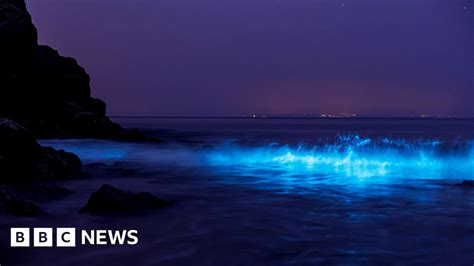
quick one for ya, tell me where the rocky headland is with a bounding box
[0,0,127,139]
[0,0,162,215]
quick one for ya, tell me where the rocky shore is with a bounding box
[0,0,164,216]
[0,119,82,182]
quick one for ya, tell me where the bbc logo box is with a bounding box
[11,228,76,247]
[10,228,30,247]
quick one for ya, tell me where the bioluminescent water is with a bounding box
[19,119,474,265]
[41,135,474,193]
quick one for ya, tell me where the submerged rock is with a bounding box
[0,118,82,182]
[80,184,170,215]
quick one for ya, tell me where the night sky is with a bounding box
[27,0,472,117]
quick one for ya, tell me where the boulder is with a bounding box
[0,118,82,182]
[80,184,170,214]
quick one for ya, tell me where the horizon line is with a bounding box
[109,115,474,120]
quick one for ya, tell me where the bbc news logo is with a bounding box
[10,228,139,247]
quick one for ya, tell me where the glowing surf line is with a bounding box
[205,136,474,180]
[40,136,474,186]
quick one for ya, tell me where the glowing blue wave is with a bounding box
[41,136,474,191]
[204,136,474,184]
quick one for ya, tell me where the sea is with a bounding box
[3,118,474,265]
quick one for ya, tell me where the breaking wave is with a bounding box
[206,135,474,178]
[41,135,474,190]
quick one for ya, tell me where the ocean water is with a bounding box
[3,118,474,265]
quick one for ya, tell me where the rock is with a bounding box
[1,0,161,184]
[0,0,154,141]
[35,146,83,179]
[0,118,38,155]
[80,184,170,214]
[0,118,82,182]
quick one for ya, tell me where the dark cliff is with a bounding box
[0,0,155,184]
[0,0,127,138]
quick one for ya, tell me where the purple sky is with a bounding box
[27,0,472,117]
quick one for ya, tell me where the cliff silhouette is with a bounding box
[0,0,126,138]
[0,0,151,184]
